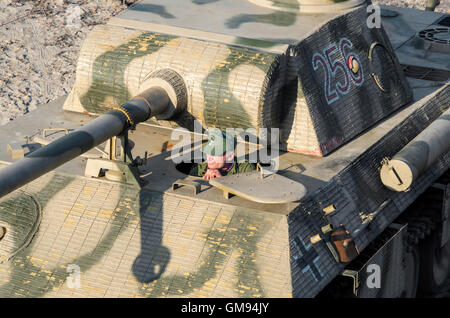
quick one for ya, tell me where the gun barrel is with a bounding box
[380,108,450,192]
[0,86,170,198]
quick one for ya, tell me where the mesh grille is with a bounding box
[401,64,450,82]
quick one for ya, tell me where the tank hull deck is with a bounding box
[0,4,448,298]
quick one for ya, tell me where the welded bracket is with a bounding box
[85,130,146,187]
[104,131,132,163]
[342,269,360,296]
[172,180,201,195]
[85,158,140,186]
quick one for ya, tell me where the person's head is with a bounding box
[203,129,236,170]
[206,152,235,170]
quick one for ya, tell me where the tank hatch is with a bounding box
[209,170,307,203]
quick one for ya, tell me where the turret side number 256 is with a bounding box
[312,38,364,105]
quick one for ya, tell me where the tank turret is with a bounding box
[64,0,412,156]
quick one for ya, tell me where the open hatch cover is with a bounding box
[209,171,307,204]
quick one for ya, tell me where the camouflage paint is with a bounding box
[131,4,176,19]
[202,46,279,130]
[0,172,140,297]
[138,210,271,297]
[75,28,281,133]
[192,0,220,4]
[225,11,297,30]
[233,37,292,49]
[256,0,354,8]
[80,33,176,114]
[0,170,286,297]
[0,174,76,297]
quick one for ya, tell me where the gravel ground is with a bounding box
[0,0,137,125]
[373,0,449,12]
[0,0,448,125]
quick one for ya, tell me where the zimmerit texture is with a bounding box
[0,169,292,298]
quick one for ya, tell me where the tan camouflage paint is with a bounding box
[64,24,282,133]
[248,0,365,13]
[0,165,292,297]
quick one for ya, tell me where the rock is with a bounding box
[28,100,37,112]
[0,0,12,10]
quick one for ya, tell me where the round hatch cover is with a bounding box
[0,190,41,263]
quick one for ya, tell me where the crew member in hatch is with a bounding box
[189,130,255,180]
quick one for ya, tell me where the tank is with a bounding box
[0,0,448,298]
